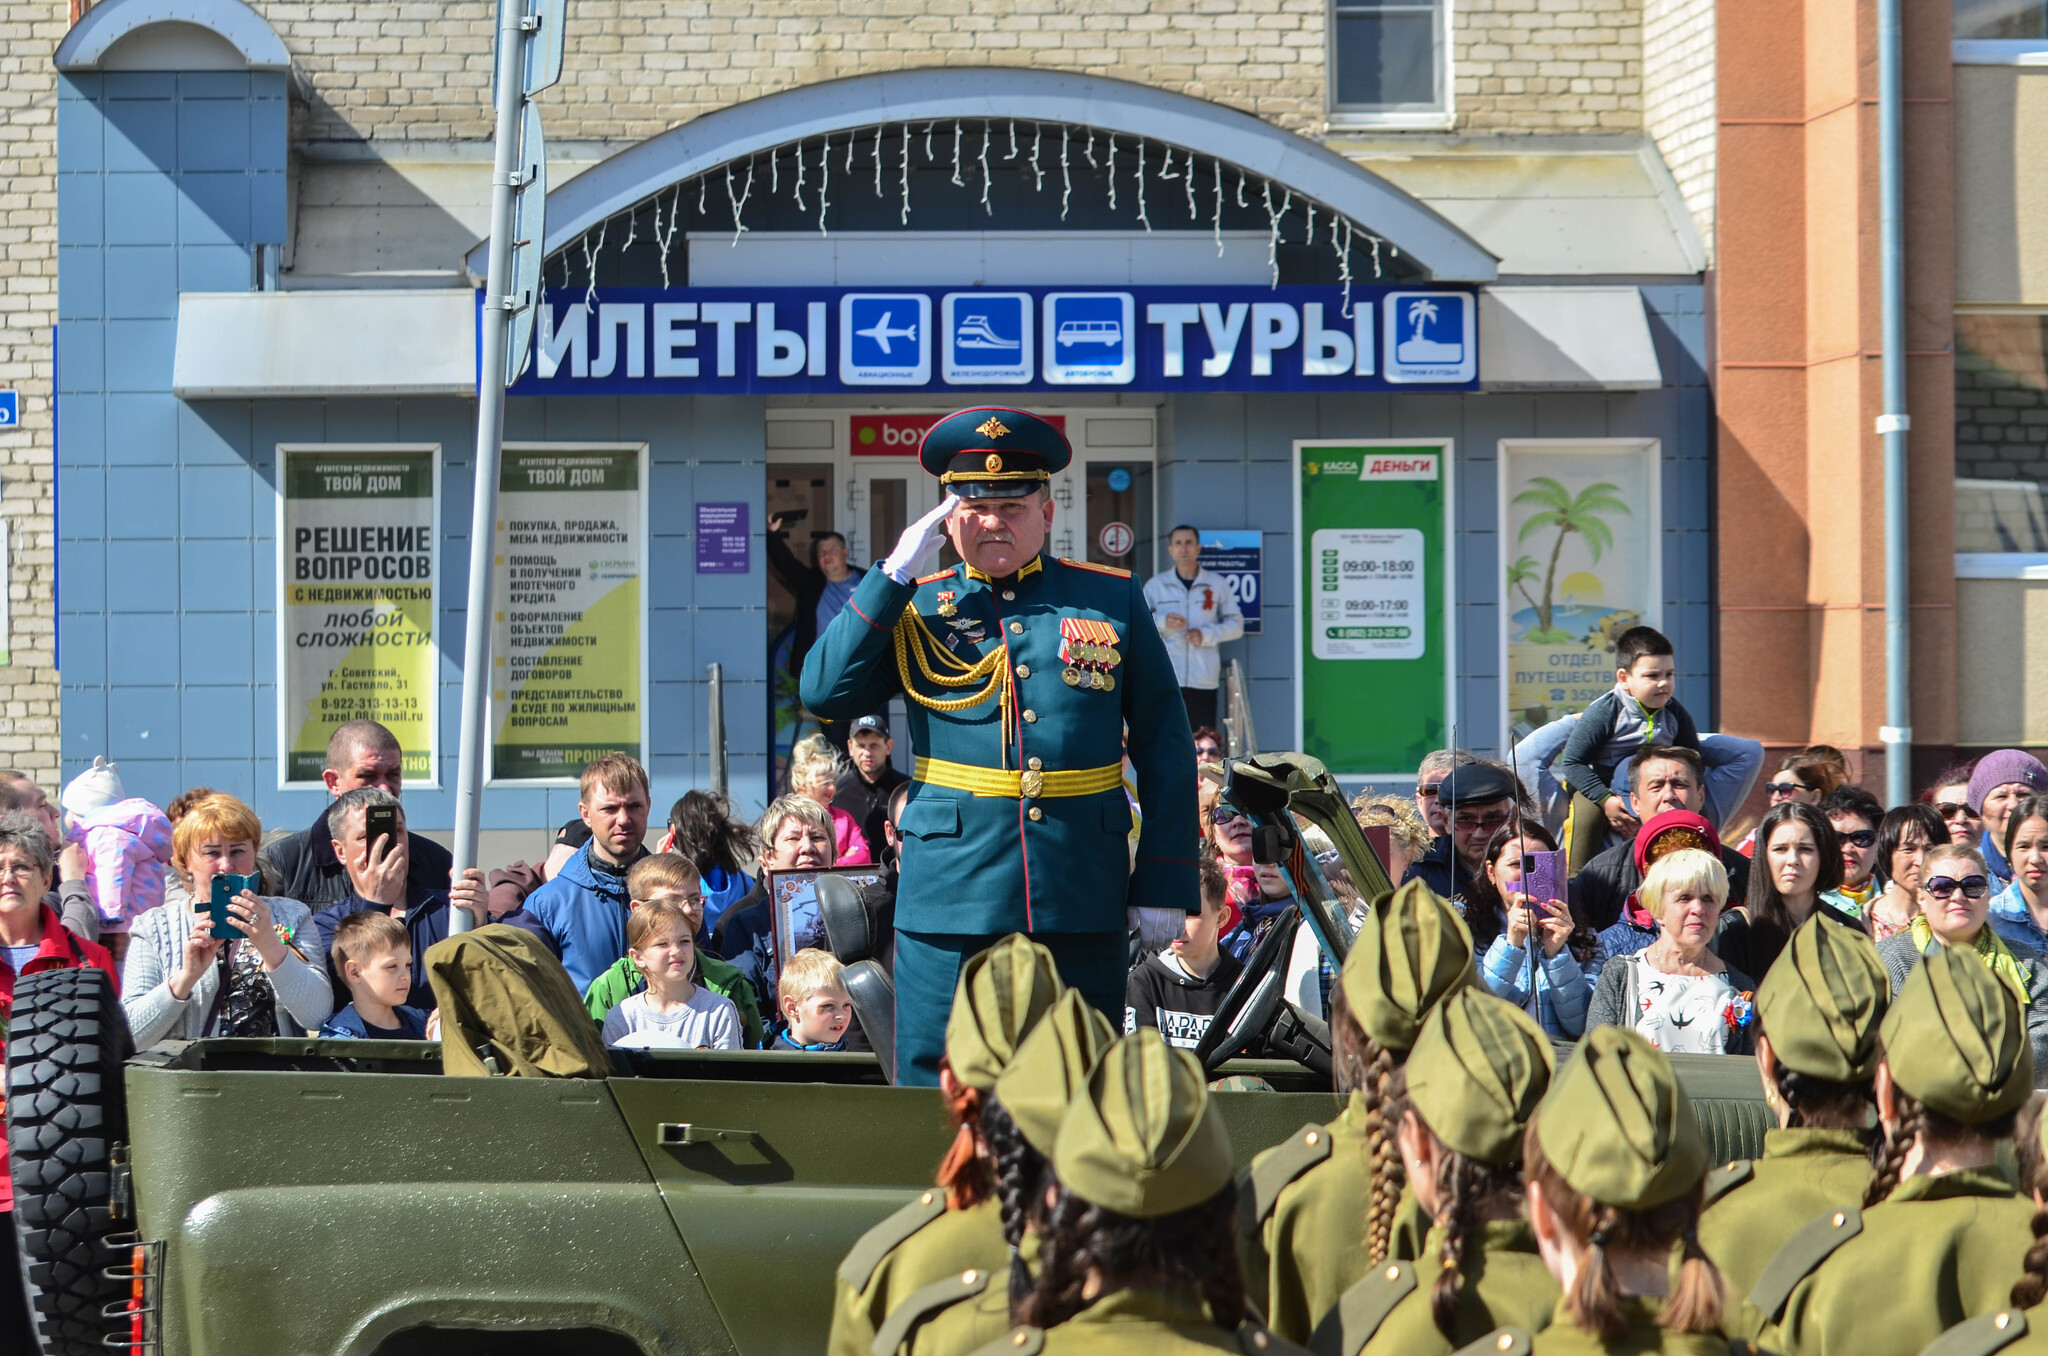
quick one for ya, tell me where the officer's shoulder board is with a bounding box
[1304,1261,1417,1356]
[1746,1204,1862,1323]
[1059,557,1132,579]
[870,1265,991,1356]
[1249,1122,1336,1223]
[1238,1319,1315,1356]
[1451,1328,1532,1356]
[1702,1158,1755,1207]
[1923,1310,2031,1356]
[915,569,956,585]
[837,1188,949,1293]
[969,1326,1044,1356]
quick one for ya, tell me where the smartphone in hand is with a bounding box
[207,872,262,940]
[1525,850,1565,911]
[364,803,399,859]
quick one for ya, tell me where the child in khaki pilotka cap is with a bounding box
[772,948,852,1051]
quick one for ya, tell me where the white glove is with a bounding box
[1128,906,1188,953]
[883,493,961,583]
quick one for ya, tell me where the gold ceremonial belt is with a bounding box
[913,757,1124,799]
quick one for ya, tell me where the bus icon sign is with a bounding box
[0,392,16,427]
[1043,293,1134,385]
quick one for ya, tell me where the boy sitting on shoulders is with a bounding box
[598,896,743,1050]
[771,948,853,1051]
[320,911,435,1040]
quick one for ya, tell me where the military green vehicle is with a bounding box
[4,755,1774,1356]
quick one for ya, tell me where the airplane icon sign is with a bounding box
[854,311,918,355]
[840,294,932,385]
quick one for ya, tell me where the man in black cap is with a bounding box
[835,711,907,863]
[801,405,1199,1085]
[1402,761,1519,901]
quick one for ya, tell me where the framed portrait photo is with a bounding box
[769,865,887,982]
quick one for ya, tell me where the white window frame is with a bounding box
[1325,0,1456,130]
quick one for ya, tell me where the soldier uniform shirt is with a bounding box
[1309,1219,1559,1356]
[1519,1295,1734,1356]
[827,1193,1008,1356]
[970,1288,1308,1356]
[1693,1128,1872,1342]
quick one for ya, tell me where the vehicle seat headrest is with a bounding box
[816,874,876,964]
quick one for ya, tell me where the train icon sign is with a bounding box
[1098,521,1135,557]
[941,292,1033,384]
[1043,292,1135,385]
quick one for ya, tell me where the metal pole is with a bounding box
[450,0,530,932]
[707,662,728,799]
[1877,0,1913,807]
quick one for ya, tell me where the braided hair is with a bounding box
[1384,1067,1527,1341]
[1332,984,1405,1267]
[1755,1015,1878,1145]
[1863,1059,2019,1210]
[1523,1121,1724,1338]
[1017,1180,1244,1332]
[935,1059,992,1210]
[982,1097,1047,1307]
[2012,1095,2048,1310]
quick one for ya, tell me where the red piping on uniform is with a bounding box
[850,597,887,631]
[989,584,1033,931]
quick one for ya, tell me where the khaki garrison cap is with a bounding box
[1880,942,2032,1124]
[945,934,1065,1091]
[1754,915,1891,1084]
[1404,988,1555,1166]
[994,989,1118,1157]
[1338,878,1475,1055]
[1535,1025,1707,1210]
[1054,1029,1236,1219]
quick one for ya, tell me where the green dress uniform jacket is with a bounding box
[1767,1169,2036,1356]
[970,1288,1310,1356]
[1308,1219,1560,1356]
[1519,1295,1738,1356]
[829,1192,1009,1356]
[800,554,1199,934]
[874,1232,1041,1356]
[1693,1128,1871,1341]
[1250,1096,1432,1343]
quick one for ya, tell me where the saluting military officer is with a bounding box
[829,936,1064,1356]
[1765,944,2037,1356]
[1308,988,1560,1356]
[971,1028,1310,1356]
[873,989,1118,1356]
[1695,915,1890,1341]
[1248,879,1475,1343]
[801,406,1200,1086]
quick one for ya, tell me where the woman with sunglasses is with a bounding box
[1874,845,2048,1079]
[1988,794,2048,958]
[1208,801,1293,962]
[1865,803,1949,943]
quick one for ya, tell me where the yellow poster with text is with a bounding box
[490,447,645,782]
[279,448,439,785]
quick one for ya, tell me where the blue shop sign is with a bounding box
[1199,530,1263,636]
[500,284,1477,396]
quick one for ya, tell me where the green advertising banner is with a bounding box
[490,446,647,783]
[277,447,439,787]
[1294,441,1453,776]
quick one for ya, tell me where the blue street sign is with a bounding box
[1200,529,1263,635]
[942,292,1032,384]
[840,293,930,385]
[1043,291,1134,384]
[0,391,16,427]
[1384,290,1476,383]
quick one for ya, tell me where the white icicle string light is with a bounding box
[1236,168,1248,209]
[657,184,682,288]
[622,200,638,251]
[924,122,934,160]
[1085,131,1098,170]
[1337,218,1354,318]
[1159,146,1177,179]
[900,124,912,225]
[794,140,807,211]
[1212,157,1224,256]
[845,131,854,173]
[818,132,831,235]
[698,173,706,215]
[1006,119,1019,159]
[582,217,606,311]
[1306,202,1315,247]
[1135,139,1150,231]
[951,120,964,187]
[1185,151,1197,221]
[1263,180,1279,286]
[770,146,779,195]
[874,125,884,197]
[1060,125,1072,220]
[1370,235,1383,278]
[978,121,993,216]
[727,161,755,246]
[1106,134,1117,211]
[1029,122,1044,191]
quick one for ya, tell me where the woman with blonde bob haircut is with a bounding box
[1587,848,1755,1056]
[122,792,331,1045]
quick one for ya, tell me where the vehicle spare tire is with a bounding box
[7,966,132,1356]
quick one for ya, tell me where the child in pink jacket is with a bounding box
[61,758,173,933]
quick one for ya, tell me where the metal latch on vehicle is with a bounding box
[657,1123,760,1148]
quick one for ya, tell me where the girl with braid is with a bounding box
[1764,943,2036,1356]
[1490,1025,1727,1355]
[1248,880,1477,1344]
[1695,915,1889,1341]
[1305,989,1559,1356]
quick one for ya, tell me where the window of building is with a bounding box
[1955,314,2048,554]
[1330,0,1449,122]
[1956,0,2047,40]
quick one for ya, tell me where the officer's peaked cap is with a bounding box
[919,407,1072,499]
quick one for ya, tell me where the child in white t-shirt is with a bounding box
[599,897,742,1050]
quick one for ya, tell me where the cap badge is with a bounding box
[984,452,1003,472]
[976,416,1011,440]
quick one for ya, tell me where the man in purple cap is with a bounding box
[1970,749,2048,888]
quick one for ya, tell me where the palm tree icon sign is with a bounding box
[1395,295,1463,364]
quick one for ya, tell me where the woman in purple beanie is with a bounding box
[1969,749,2048,887]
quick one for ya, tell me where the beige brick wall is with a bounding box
[1452,0,1645,133]
[0,3,65,781]
[1643,0,1715,258]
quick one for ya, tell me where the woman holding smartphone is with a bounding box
[122,792,331,1045]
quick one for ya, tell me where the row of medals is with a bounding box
[1063,642,1120,692]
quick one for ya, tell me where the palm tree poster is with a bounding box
[1501,442,1660,740]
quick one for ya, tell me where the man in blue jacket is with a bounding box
[801,406,1200,1085]
[512,753,653,992]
